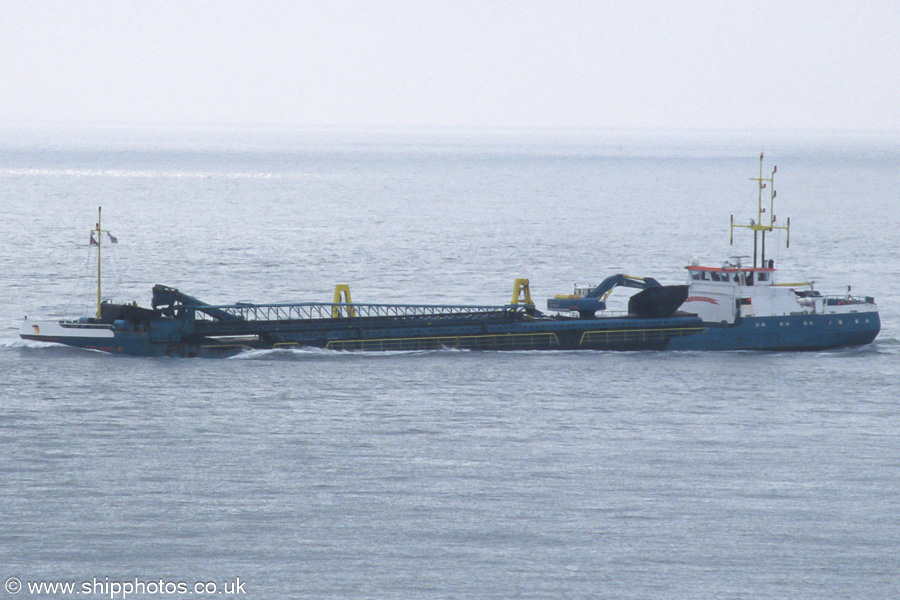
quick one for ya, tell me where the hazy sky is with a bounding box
[2,0,898,131]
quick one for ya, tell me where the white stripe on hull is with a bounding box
[19,317,115,340]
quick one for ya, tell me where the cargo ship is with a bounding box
[19,155,880,357]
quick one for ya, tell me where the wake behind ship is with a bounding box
[19,156,881,357]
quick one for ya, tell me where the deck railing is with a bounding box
[822,295,876,306]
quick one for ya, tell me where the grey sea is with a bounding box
[1,128,898,599]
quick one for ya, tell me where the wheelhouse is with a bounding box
[686,265,776,286]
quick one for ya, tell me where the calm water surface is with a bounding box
[1,129,898,599]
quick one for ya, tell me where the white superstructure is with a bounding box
[680,257,877,324]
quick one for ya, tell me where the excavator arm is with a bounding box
[588,274,661,300]
[547,274,662,317]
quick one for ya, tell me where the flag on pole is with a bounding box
[90,232,98,245]
[108,232,118,244]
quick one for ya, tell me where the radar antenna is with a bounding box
[730,153,790,268]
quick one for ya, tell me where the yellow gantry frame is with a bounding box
[332,284,356,318]
[511,278,533,306]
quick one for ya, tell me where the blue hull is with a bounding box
[23,310,881,357]
[667,312,881,351]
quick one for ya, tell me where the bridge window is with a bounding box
[691,271,701,280]
[758,272,769,282]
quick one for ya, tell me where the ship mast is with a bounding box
[730,153,790,267]
[94,207,103,318]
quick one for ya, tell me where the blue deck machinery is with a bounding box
[94,277,689,356]
[546,274,687,318]
[140,283,545,356]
